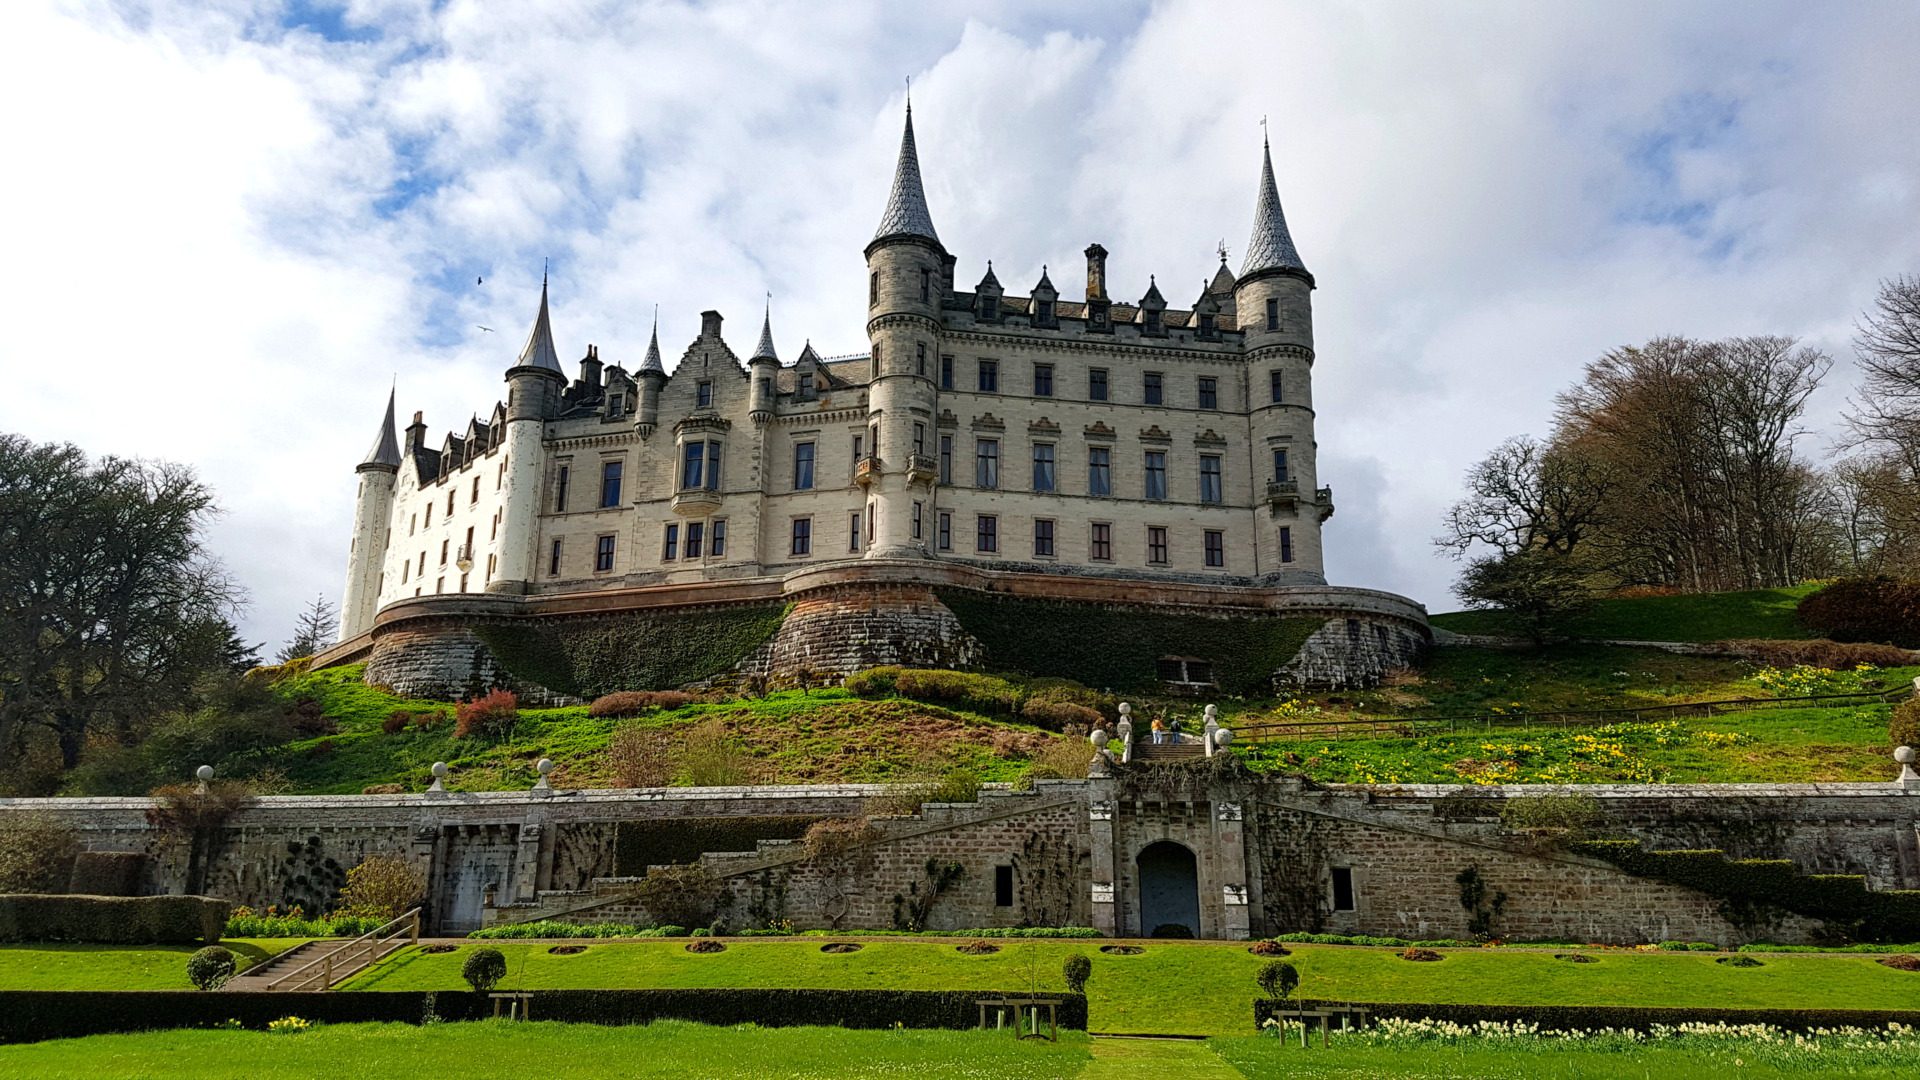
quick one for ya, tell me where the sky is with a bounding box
[3,0,1918,657]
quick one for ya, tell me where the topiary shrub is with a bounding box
[1256,959,1299,1001]
[1891,698,1920,752]
[463,947,507,991]
[1797,578,1920,647]
[1062,954,1091,994]
[186,945,236,990]
[454,690,518,740]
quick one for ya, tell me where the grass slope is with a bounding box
[0,940,303,990]
[1429,584,1822,641]
[1210,1033,1914,1079]
[0,1021,1091,1080]
[336,939,1920,1036]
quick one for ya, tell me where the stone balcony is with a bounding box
[671,486,723,516]
[853,455,882,487]
[905,453,938,485]
[1267,479,1336,520]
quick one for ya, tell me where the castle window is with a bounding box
[975,514,998,553]
[1198,377,1218,411]
[1088,368,1108,401]
[435,576,444,594]
[549,539,562,576]
[424,504,432,527]
[913,422,926,455]
[1033,518,1055,558]
[1090,522,1112,562]
[496,461,504,490]
[977,359,999,393]
[418,551,426,574]
[600,460,623,507]
[1143,372,1164,406]
[1033,363,1053,397]
[682,442,706,490]
[1273,448,1290,483]
[1332,867,1356,912]
[686,521,704,559]
[609,393,624,416]
[980,295,998,322]
[920,268,931,302]
[941,354,954,390]
[1199,312,1216,336]
[662,523,679,561]
[471,477,480,504]
[799,372,814,397]
[939,435,952,484]
[1036,298,1054,324]
[1144,451,1167,501]
[848,512,862,553]
[994,865,1014,907]
[1280,526,1294,564]
[1145,308,1162,334]
[1270,370,1284,404]
[459,572,468,593]
[446,491,455,516]
[696,381,713,408]
[759,377,771,401]
[1266,297,1279,331]
[555,465,570,512]
[974,439,999,489]
[871,344,881,380]
[1204,529,1225,568]
[912,501,923,540]
[870,272,878,305]
[917,343,927,377]
[401,562,409,583]
[1032,443,1055,492]
[711,519,727,557]
[491,511,499,540]
[486,553,495,582]
[1199,455,1223,504]
[596,534,616,572]
[937,510,952,551]
[1147,526,1169,565]
[790,517,812,556]
[699,442,725,491]
[1088,447,1111,496]
[440,539,449,565]
[793,442,815,490]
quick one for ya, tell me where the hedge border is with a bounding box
[0,895,228,945]
[1253,998,1920,1033]
[0,989,1088,1044]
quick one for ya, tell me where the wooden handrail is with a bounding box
[265,907,420,992]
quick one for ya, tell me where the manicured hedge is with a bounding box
[613,816,824,876]
[1253,998,1920,1033]
[0,989,1088,1044]
[0,895,228,944]
[936,590,1321,695]
[1574,841,1920,943]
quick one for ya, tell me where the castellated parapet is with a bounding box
[329,105,1423,698]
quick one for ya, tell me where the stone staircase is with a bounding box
[222,910,423,991]
[1128,738,1205,764]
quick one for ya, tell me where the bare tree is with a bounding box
[277,594,338,662]
[1436,436,1614,558]
[1849,274,1920,469]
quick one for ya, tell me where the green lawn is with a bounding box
[0,1020,1091,1080]
[1210,1031,1916,1079]
[0,939,303,990]
[1429,584,1823,641]
[338,939,1920,1036]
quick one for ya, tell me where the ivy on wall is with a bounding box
[613,815,825,877]
[935,590,1323,695]
[1574,840,1920,943]
[475,604,788,698]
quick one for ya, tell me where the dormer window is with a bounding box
[609,393,624,416]
[1199,312,1216,336]
[1036,299,1054,324]
[980,296,998,322]
[1145,309,1162,334]
[798,372,814,398]
[696,381,713,408]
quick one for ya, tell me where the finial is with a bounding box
[1261,114,1268,148]
[542,257,548,286]
[1218,239,1229,263]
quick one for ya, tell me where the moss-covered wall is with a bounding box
[934,590,1322,695]
[474,603,788,698]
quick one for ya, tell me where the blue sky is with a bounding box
[2,0,1918,654]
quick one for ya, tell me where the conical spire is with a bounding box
[1240,135,1307,278]
[873,101,940,245]
[638,308,665,374]
[359,386,402,470]
[515,275,565,374]
[752,300,779,362]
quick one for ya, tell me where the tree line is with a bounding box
[1439,276,1920,633]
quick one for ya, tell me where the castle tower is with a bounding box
[488,279,567,594]
[634,313,667,438]
[1232,134,1330,581]
[863,101,945,557]
[339,387,402,640]
[747,302,778,425]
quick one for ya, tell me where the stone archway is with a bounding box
[1136,840,1200,937]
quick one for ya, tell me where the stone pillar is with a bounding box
[1086,775,1118,937]
[1214,800,1250,939]
[511,821,544,906]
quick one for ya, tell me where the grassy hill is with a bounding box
[1429,584,1822,641]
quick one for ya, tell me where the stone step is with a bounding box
[1131,742,1206,762]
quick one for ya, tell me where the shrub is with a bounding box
[841,667,902,697]
[1892,698,1920,751]
[467,921,670,940]
[607,723,674,788]
[186,946,236,991]
[454,689,519,740]
[1500,794,1600,850]
[1717,638,1919,670]
[0,813,79,893]
[1062,954,1091,994]
[1021,737,1096,785]
[590,690,695,719]
[676,717,753,786]
[337,854,425,921]
[633,864,722,928]
[412,711,440,730]
[225,910,382,938]
[1400,948,1444,962]
[462,948,507,992]
[1797,578,1920,647]
[1251,999,1920,1034]
[1249,940,1290,956]
[381,710,411,734]
[1256,959,1299,1001]
[1879,954,1920,971]
[0,895,228,944]
[1020,700,1103,732]
[802,817,882,861]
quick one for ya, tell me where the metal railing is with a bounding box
[1237,687,1910,744]
[264,907,421,992]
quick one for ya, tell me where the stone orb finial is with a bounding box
[194,765,215,782]
[1213,728,1233,748]
[1117,702,1132,717]
[537,758,555,775]
[1896,745,1916,765]
[431,761,450,778]
[1090,730,1110,749]
[1204,704,1219,721]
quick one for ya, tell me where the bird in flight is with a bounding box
[477,326,494,333]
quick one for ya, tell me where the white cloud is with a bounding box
[1,0,1916,652]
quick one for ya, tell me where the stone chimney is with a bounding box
[579,343,602,388]
[1084,243,1108,301]
[700,310,724,338]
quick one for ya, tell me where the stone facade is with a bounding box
[7,775,1912,943]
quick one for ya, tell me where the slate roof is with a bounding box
[515,279,565,374]
[873,103,940,245]
[360,387,402,469]
[1241,137,1308,278]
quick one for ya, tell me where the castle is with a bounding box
[325,105,1430,700]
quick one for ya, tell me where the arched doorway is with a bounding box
[1136,841,1200,937]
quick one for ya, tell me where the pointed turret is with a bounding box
[638,311,665,375]
[1240,136,1309,281]
[752,301,779,363]
[514,277,566,375]
[872,102,940,246]
[358,387,402,472]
